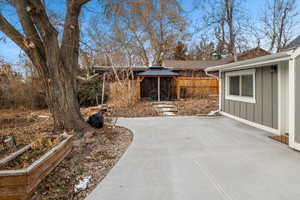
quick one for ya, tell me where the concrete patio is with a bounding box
[86,116,300,200]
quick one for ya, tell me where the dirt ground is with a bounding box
[0,109,133,200]
[109,101,158,117]
[176,97,218,115]
[109,97,218,117]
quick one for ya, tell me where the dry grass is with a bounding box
[109,101,157,117]
[0,78,46,109]
[0,109,57,169]
[175,97,219,115]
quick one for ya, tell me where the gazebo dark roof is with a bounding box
[137,65,179,76]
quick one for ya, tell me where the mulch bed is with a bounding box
[32,126,133,200]
[0,110,52,160]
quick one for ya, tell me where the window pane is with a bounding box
[241,75,253,97]
[229,76,240,96]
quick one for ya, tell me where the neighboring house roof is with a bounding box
[163,47,269,70]
[93,65,148,71]
[92,48,269,72]
[236,47,270,60]
[283,35,300,50]
[162,58,233,70]
[137,66,179,76]
[205,47,300,72]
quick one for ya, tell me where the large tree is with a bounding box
[0,0,92,132]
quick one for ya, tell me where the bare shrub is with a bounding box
[0,78,46,110]
[108,80,138,111]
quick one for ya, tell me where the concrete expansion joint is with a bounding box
[193,160,234,200]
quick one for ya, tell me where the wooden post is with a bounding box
[136,77,144,100]
[101,73,106,105]
[175,77,180,99]
[158,76,160,101]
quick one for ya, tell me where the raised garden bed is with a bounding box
[0,134,73,200]
[0,117,36,129]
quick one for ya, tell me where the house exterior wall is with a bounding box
[221,66,278,129]
[294,55,300,143]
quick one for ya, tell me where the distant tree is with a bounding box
[189,34,216,60]
[173,41,188,60]
[261,0,299,52]
[199,0,248,57]
[104,0,186,66]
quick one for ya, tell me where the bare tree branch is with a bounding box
[0,14,27,50]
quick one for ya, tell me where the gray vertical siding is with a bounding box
[221,66,278,129]
[295,56,300,143]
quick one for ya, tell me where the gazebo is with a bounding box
[136,66,179,101]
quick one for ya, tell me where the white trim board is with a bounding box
[292,143,300,152]
[288,58,296,149]
[220,111,280,135]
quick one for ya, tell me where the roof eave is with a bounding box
[205,50,294,72]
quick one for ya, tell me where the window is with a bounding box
[225,69,256,103]
[241,75,254,97]
[229,76,240,96]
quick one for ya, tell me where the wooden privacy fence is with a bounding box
[175,77,219,99]
[108,77,218,101]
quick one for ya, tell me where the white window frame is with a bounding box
[225,69,256,104]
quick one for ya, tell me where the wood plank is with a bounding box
[27,147,72,193]
[27,141,72,192]
[0,136,73,200]
[176,76,219,97]
[0,145,31,166]
[0,175,26,186]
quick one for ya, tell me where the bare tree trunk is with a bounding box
[45,63,89,131]
[225,0,235,56]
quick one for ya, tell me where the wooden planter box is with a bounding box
[0,135,73,200]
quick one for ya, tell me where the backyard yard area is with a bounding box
[0,97,217,199]
[1,0,300,199]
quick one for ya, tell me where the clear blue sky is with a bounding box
[0,0,299,68]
